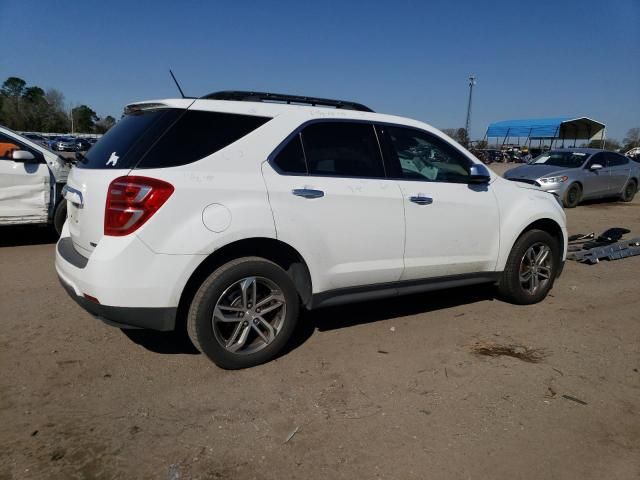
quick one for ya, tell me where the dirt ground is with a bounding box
[1,163,639,480]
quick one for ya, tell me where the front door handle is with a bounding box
[292,188,324,199]
[409,195,433,205]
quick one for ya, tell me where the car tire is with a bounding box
[53,201,67,236]
[620,179,637,202]
[187,257,299,369]
[498,229,560,305]
[563,183,581,208]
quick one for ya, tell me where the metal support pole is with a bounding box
[464,75,476,147]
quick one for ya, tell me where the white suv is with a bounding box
[55,91,567,369]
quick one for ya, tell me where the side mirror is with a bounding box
[589,163,604,171]
[12,150,37,163]
[468,164,491,184]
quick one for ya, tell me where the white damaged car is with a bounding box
[0,125,70,234]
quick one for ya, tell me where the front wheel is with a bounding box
[563,183,581,208]
[620,179,637,202]
[187,257,299,369]
[498,229,560,305]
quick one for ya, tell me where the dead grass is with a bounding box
[470,341,547,363]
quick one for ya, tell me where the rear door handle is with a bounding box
[292,188,324,199]
[409,195,433,205]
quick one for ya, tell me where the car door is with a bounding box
[605,152,631,195]
[581,152,611,199]
[0,132,50,225]
[261,121,405,293]
[377,124,500,280]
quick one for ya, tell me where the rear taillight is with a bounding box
[104,176,174,236]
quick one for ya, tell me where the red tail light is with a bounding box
[105,176,174,236]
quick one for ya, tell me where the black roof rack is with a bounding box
[202,90,374,113]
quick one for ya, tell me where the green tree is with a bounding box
[71,105,99,133]
[1,77,28,129]
[442,127,470,146]
[1,77,26,97]
[95,115,116,134]
[43,89,70,132]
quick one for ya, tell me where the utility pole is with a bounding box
[70,107,74,135]
[464,75,476,147]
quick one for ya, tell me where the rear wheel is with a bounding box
[498,229,559,305]
[53,201,67,236]
[620,179,637,202]
[563,183,581,208]
[187,257,299,369]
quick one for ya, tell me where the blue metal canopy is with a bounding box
[486,117,605,140]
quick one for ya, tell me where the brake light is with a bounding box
[104,176,174,236]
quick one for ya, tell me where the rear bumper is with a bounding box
[58,274,176,330]
[55,227,205,331]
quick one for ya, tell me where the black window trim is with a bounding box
[267,118,479,183]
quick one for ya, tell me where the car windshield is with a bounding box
[532,151,589,168]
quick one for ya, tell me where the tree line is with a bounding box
[0,76,116,134]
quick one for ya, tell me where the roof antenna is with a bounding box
[169,69,186,98]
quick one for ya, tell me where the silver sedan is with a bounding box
[503,148,639,208]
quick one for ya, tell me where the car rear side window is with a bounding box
[78,109,270,169]
[300,122,385,178]
[606,152,629,167]
[272,133,307,174]
[78,109,181,169]
[136,110,271,169]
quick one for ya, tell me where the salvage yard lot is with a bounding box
[1,163,639,479]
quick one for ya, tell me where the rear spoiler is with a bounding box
[123,102,172,115]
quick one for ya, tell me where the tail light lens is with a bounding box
[105,176,174,236]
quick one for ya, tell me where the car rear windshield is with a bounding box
[77,108,270,169]
[532,151,589,168]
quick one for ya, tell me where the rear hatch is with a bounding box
[66,106,184,256]
[65,101,272,257]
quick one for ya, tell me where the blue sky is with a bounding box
[2,0,639,140]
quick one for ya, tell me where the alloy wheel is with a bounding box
[212,276,286,355]
[519,242,553,295]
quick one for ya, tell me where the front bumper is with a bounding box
[55,227,204,331]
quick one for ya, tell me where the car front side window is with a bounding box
[0,134,23,161]
[383,126,471,183]
[585,153,606,169]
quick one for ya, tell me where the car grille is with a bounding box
[508,178,541,187]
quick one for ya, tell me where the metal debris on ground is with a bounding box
[561,394,588,406]
[284,426,300,444]
[470,341,547,363]
[567,228,640,264]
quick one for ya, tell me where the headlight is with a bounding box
[539,175,568,184]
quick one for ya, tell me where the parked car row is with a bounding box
[19,132,99,152]
[48,136,97,152]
